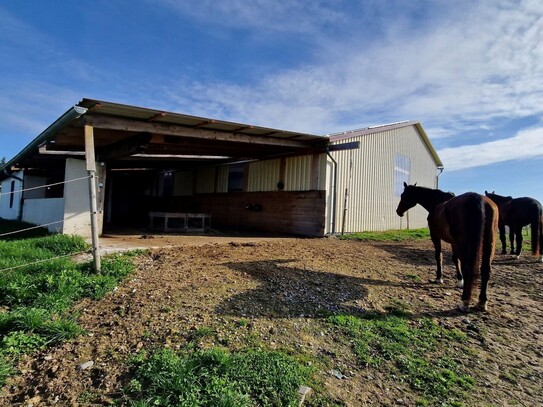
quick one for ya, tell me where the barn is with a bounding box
[326,122,444,234]
[0,99,442,238]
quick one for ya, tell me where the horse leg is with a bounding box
[509,227,516,255]
[498,222,507,255]
[539,217,543,262]
[475,239,492,311]
[514,226,523,258]
[475,262,490,312]
[475,210,497,311]
[459,270,474,312]
[451,247,463,288]
[432,236,444,284]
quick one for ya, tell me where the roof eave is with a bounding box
[1,106,88,174]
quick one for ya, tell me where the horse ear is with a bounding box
[414,182,417,186]
[403,182,407,188]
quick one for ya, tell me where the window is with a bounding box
[9,180,15,208]
[394,154,410,196]
[228,164,244,192]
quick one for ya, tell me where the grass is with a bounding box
[0,218,50,239]
[340,226,536,254]
[0,220,138,386]
[124,308,475,406]
[337,228,430,241]
[327,308,473,406]
[126,347,316,407]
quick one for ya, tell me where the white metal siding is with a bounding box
[317,154,327,190]
[285,156,312,191]
[247,159,280,192]
[195,167,216,193]
[173,171,194,196]
[216,166,228,193]
[327,125,437,233]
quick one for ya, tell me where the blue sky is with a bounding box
[1,0,543,202]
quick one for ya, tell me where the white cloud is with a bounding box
[156,0,543,144]
[438,126,543,171]
[3,0,543,171]
[154,0,348,35]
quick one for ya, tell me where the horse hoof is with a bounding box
[538,256,543,263]
[457,303,469,313]
[474,302,488,312]
[514,255,520,260]
[456,279,464,289]
[434,279,444,284]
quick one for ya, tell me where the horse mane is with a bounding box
[486,191,513,202]
[410,185,455,200]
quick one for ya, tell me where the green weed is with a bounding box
[0,228,138,386]
[0,219,49,239]
[0,356,13,385]
[337,228,430,241]
[327,312,472,405]
[126,347,315,406]
[1,331,47,355]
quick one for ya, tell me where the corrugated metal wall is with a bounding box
[327,125,438,234]
[193,155,325,194]
[195,167,216,193]
[247,159,281,191]
[285,156,312,191]
[216,166,229,193]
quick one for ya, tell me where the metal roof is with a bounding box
[0,98,442,178]
[1,98,329,175]
[77,98,322,142]
[328,120,443,167]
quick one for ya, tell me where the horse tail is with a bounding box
[531,205,543,257]
[460,194,486,277]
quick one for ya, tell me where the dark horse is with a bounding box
[396,183,498,311]
[485,191,543,261]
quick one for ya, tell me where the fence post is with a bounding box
[84,124,101,272]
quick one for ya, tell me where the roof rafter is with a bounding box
[83,114,315,149]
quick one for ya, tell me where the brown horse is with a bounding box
[485,191,543,261]
[396,183,498,312]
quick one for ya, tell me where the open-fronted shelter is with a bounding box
[0,99,443,238]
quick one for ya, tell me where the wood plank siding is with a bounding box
[197,191,325,236]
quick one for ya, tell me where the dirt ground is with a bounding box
[1,233,543,406]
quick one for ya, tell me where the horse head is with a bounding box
[396,182,418,217]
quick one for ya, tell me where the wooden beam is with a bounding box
[96,132,152,161]
[147,112,166,121]
[84,124,101,272]
[83,114,313,148]
[195,119,215,127]
[84,125,97,172]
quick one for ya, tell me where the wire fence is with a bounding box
[0,175,91,197]
[0,175,95,272]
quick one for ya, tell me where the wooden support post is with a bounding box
[84,124,101,272]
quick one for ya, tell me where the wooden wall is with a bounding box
[195,190,326,237]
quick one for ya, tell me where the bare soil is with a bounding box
[1,234,543,406]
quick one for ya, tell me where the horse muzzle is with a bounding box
[396,208,405,217]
